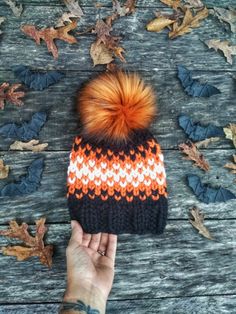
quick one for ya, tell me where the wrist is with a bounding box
[63,283,107,314]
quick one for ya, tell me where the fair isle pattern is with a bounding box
[67,136,167,202]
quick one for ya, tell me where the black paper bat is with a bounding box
[187,174,236,204]
[0,112,47,141]
[13,65,65,91]
[178,115,224,141]
[0,157,44,197]
[177,65,221,97]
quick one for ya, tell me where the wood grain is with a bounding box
[0,221,235,303]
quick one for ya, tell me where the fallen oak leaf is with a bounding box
[189,206,213,240]
[56,0,83,27]
[10,140,48,152]
[4,0,23,17]
[0,159,10,179]
[113,0,136,17]
[205,39,236,65]
[0,218,53,268]
[224,123,236,148]
[0,82,25,110]
[210,7,236,33]
[183,0,204,9]
[224,155,236,178]
[179,141,210,171]
[160,0,185,11]
[169,7,208,39]
[21,20,78,59]
[187,174,236,203]
[195,137,220,148]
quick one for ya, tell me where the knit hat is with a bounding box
[66,71,168,234]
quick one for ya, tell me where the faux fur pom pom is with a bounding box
[78,71,157,143]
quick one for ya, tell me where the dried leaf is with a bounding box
[21,20,78,59]
[0,17,5,36]
[224,155,236,178]
[91,19,125,65]
[169,7,208,39]
[183,0,204,9]
[205,39,236,65]
[10,140,48,152]
[187,174,236,203]
[178,115,224,141]
[4,0,23,17]
[0,218,53,268]
[224,123,236,148]
[211,7,236,33]
[13,65,65,91]
[195,137,220,148]
[112,0,136,17]
[0,82,25,109]
[189,207,213,240]
[0,112,47,141]
[0,159,10,179]
[146,16,175,32]
[177,65,221,97]
[90,42,114,66]
[56,0,83,27]
[179,141,210,171]
[160,0,184,11]
[1,157,44,197]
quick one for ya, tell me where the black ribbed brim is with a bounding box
[68,195,168,235]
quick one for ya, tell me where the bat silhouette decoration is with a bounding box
[0,112,47,141]
[187,174,236,203]
[0,157,44,197]
[177,65,221,97]
[13,65,65,91]
[178,115,224,141]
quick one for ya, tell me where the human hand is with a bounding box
[62,220,117,313]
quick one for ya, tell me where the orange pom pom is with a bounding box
[78,71,157,142]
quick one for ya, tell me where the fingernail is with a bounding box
[71,220,76,229]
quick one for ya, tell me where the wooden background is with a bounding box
[0,0,236,313]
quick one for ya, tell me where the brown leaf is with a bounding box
[113,0,136,17]
[211,7,236,33]
[0,82,25,109]
[169,6,208,39]
[183,0,204,9]
[4,0,23,17]
[90,42,114,66]
[9,140,48,152]
[0,17,6,36]
[205,39,236,65]
[21,20,78,59]
[224,155,236,177]
[0,159,10,179]
[56,0,83,27]
[92,19,125,65]
[146,16,175,32]
[224,123,236,148]
[195,137,220,148]
[0,218,53,268]
[160,0,184,11]
[189,207,213,240]
[179,141,210,171]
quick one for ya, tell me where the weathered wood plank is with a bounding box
[0,149,235,224]
[0,70,234,151]
[1,294,236,314]
[0,7,236,71]
[0,0,235,8]
[0,220,235,302]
